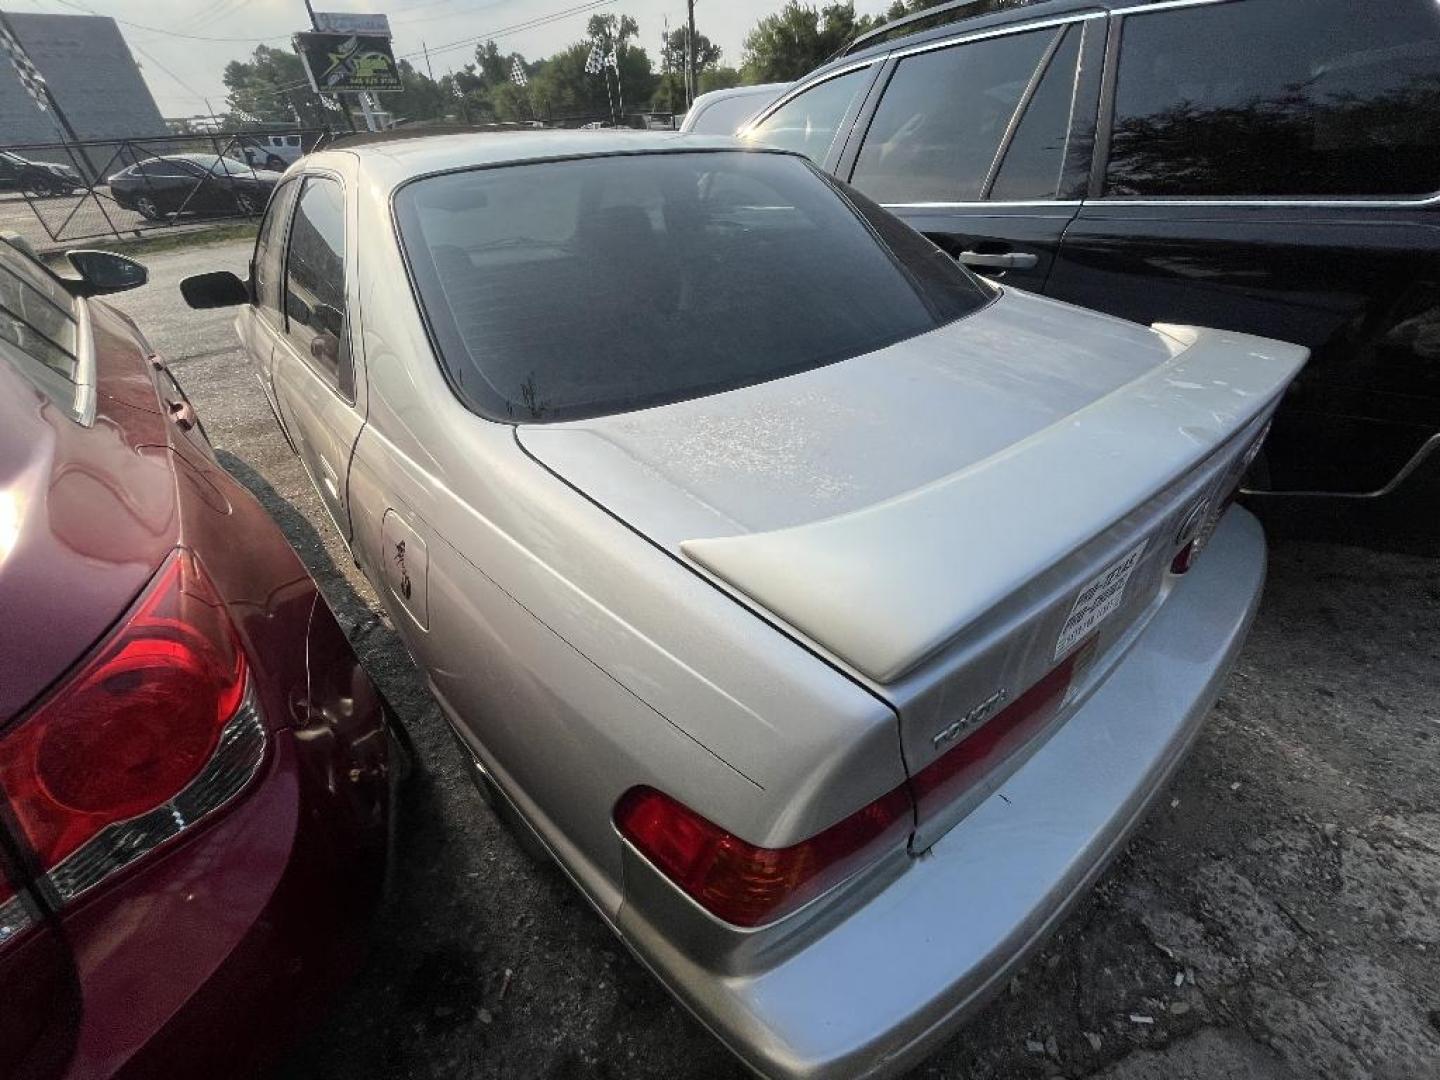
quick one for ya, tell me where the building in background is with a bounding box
[0,11,166,160]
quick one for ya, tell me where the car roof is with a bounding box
[318,130,764,190]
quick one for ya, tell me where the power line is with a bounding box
[130,41,208,104]
[395,0,614,62]
[391,0,512,25]
[47,0,290,42]
[181,0,238,33]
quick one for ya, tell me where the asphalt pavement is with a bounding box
[108,239,1440,1080]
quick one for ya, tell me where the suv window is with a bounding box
[744,67,872,163]
[394,150,990,423]
[1106,0,1440,198]
[990,24,1082,201]
[283,175,350,396]
[850,28,1057,204]
[0,238,77,381]
[253,178,298,321]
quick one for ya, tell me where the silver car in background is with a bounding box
[680,82,789,134]
[183,132,1307,1079]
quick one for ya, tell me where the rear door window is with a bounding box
[989,23,1083,201]
[744,67,872,163]
[253,178,298,323]
[283,175,351,396]
[1105,0,1440,197]
[850,28,1057,204]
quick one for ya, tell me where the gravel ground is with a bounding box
[109,240,1440,1080]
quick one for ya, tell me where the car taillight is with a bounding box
[615,783,913,928]
[911,641,1093,824]
[617,644,1105,926]
[0,548,265,914]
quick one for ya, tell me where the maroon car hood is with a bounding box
[0,304,179,722]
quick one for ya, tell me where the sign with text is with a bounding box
[312,12,391,36]
[295,31,402,93]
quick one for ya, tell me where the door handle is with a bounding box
[958,250,1039,271]
[318,456,340,500]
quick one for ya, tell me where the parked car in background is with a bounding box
[0,150,83,197]
[679,81,788,135]
[108,154,281,220]
[239,132,305,171]
[744,0,1440,551]
[0,234,392,1079]
[183,130,1305,1078]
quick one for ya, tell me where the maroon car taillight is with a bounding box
[911,641,1093,825]
[615,783,913,928]
[0,548,265,921]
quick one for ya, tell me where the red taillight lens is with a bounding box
[912,642,1091,825]
[0,549,247,874]
[615,783,913,927]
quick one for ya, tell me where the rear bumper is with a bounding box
[58,688,391,1080]
[621,507,1267,1080]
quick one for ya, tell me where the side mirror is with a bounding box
[64,249,147,297]
[180,270,250,309]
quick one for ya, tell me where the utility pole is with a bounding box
[686,0,697,108]
[422,41,435,80]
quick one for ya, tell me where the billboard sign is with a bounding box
[312,12,391,36]
[295,31,402,93]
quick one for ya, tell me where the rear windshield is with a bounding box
[395,149,990,422]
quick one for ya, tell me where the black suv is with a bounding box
[746,0,1440,550]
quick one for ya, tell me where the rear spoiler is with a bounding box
[682,325,1307,684]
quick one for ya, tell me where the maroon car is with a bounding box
[0,236,392,1079]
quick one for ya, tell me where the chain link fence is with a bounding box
[0,129,334,250]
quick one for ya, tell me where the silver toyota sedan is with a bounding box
[182,131,1306,1079]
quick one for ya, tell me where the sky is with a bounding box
[6,0,900,117]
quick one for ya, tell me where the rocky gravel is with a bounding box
[110,240,1440,1080]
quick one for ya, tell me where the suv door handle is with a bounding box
[958,250,1039,270]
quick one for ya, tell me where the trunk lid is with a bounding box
[0,303,179,723]
[518,290,1306,836]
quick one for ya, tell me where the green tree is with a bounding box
[474,40,521,88]
[386,60,449,124]
[699,66,743,95]
[659,26,721,73]
[652,25,723,110]
[530,40,612,121]
[565,16,655,121]
[223,45,330,127]
[740,3,870,83]
[736,1,1035,85]
[586,13,641,53]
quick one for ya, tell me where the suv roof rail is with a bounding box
[836,0,1045,60]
